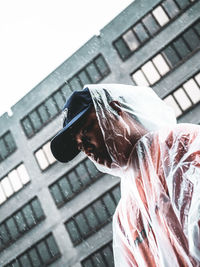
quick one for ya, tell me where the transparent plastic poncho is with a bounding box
[85,84,200,267]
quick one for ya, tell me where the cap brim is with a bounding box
[51,106,91,163]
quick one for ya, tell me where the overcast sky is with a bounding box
[0,0,133,116]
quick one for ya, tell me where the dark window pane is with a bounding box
[5,234,60,267]
[85,160,100,179]
[142,14,160,35]
[22,204,35,228]
[31,199,44,220]
[0,235,4,250]
[69,76,82,91]
[162,0,179,18]
[92,252,106,267]
[50,184,64,206]
[111,186,121,204]
[21,117,34,137]
[53,91,65,110]
[95,56,109,76]
[37,105,49,124]
[93,200,108,224]
[0,224,11,244]
[6,218,20,240]
[103,194,116,216]
[82,259,93,267]
[114,38,131,60]
[162,45,180,67]
[46,235,60,257]
[133,22,149,43]
[29,111,42,131]
[102,246,114,267]
[84,206,99,229]
[66,220,80,243]
[19,254,32,267]
[9,260,20,267]
[183,28,200,51]
[0,139,8,159]
[60,83,72,99]
[28,248,42,267]
[68,171,81,192]
[14,212,27,233]
[194,22,200,36]
[78,70,91,86]
[37,241,51,263]
[76,163,91,186]
[58,177,73,199]
[86,63,101,83]
[4,132,16,154]
[175,0,190,9]
[75,213,90,237]
[173,37,190,58]
[45,97,58,118]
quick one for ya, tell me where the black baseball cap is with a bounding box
[50,87,93,162]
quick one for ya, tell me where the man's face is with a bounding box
[74,107,112,167]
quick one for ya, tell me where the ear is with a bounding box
[109,101,122,116]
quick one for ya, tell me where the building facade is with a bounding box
[0,0,199,266]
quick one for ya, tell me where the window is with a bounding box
[113,0,196,60]
[183,28,200,50]
[81,242,114,267]
[132,19,200,85]
[115,38,131,60]
[69,76,83,91]
[86,63,102,83]
[132,53,170,85]
[162,45,180,68]
[133,23,149,43]
[141,61,161,84]
[173,37,190,59]
[21,54,110,138]
[183,79,200,104]
[35,140,56,170]
[162,0,179,18]
[45,98,59,119]
[175,0,191,9]
[152,6,169,26]
[4,233,61,267]
[78,70,91,86]
[65,184,120,245]
[49,158,102,207]
[95,55,110,76]
[0,163,30,205]
[60,83,72,99]
[142,13,160,35]
[0,131,17,162]
[21,90,63,138]
[122,30,140,51]
[152,54,170,76]
[132,70,150,87]
[29,110,42,131]
[164,71,200,118]
[0,197,45,252]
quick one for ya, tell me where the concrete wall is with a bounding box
[0,0,199,266]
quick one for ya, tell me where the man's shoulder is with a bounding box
[151,123,200,141]
[152,123,200,152]
[137,123,200,153]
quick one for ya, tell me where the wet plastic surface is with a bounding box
[85,84,200,266]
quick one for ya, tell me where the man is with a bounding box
[51,84,200,266]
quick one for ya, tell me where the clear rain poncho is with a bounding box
[85,84,200,267]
